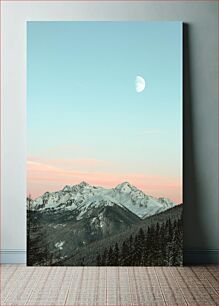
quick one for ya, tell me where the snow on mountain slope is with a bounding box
[30,181,176,219]
[113,182,175,218]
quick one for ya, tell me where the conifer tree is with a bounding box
[138,228,145,265]
[107,246,114,266]
[121,241,129,266]
[113,242,119,266]
[96,254,101,266]
[101,248,108,266]
[128,234,134,265]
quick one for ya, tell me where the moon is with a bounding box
[135,75,145,93]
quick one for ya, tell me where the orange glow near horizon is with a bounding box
[27,159,182,204]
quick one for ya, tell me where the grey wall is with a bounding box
[1,1,218,263]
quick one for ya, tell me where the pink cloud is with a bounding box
[46,158,110,168]
[28,157,112,170]
[27,159,182,203]
[32,144,93,159]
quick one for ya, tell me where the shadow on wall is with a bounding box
[183,23,214,265]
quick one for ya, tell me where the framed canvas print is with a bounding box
[27,21,183,266]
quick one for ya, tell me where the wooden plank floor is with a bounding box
[1,265,218,305]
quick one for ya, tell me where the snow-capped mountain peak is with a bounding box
[78,181,90,188]
[115,181,135,193]
[62,181,90,192]
[30,182,176,220]
[62,185,72,192]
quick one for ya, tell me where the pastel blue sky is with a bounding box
[27,21,182,202]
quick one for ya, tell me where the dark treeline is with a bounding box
[95,217,183,266]
[27,194,183,266]
[27,209,62,266]
[27,209,50,266]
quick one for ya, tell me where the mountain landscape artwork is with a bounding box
[27,21,183,266]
